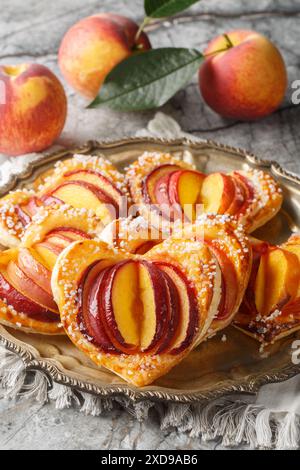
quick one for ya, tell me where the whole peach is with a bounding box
[58,13,151,99]
[0,64,67,156]
[199,30,287,120]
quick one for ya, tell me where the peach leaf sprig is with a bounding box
[89,47,203,111]
[89,0,203,111]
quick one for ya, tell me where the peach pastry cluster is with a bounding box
[0,151,292,386]
[52,215,251,386]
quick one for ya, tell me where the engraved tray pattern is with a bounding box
[0,137,300,403]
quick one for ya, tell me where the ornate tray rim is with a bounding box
[0,136,300,404]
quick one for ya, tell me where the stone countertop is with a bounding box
[0,0,299,450]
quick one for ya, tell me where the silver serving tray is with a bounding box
[0,137,300,403]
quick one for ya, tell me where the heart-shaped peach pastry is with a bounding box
[0,205,102,334]
[234,235,300,344]
[0,154,129,248]
[126,152,282,233]
[52,215,251,386]
[52,239,221,386]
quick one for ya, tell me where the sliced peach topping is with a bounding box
[6,260,58,312]
[168,170,205,220]
[46,181,117,224]
[255,248,300,316]
[200,173,235,214]
[79,259,197,355]
[110,261,140,349]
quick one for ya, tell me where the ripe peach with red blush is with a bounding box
[199,30,287,120]
[0,64,67,156]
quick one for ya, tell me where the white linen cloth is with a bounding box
[0,112,300,450]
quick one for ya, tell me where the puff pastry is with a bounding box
[0,205,102,334]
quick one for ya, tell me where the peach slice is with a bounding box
[63,170,124,208]
[41,195,64,207]
[14,205,32,227]
[154,269,180,354]
[154,173,172,206]
[200,173,235,214]
[158,263,198,354]
[138,261,169,353]
[108,261,140,351]
[281,242,300,297]
[0,271,58,323]
[168,170,205,220]
[232,172,255,214]
[42,229,91,251]
[81,262,120,354]
[143,164,181,204]
[47,227,91,242]
[34,242,63,269]
[153,172,177,220]
[6,260,58,312]
[237,241,277,326]
[254,252,268,315]
[44,235,70,249]
[45,181,117,224]
[226,176,246,215]
[17,248,52,295]
[206,243,238,320]
[255,248,300,316]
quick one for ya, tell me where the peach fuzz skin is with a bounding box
[58,13,151,99]
[199,30,287,120]
[0,64,67,156]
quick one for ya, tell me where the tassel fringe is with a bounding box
[0,345,299,449]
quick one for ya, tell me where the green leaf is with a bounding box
[89,48,203,111]
[144,0,201,18]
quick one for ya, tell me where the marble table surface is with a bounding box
[0,0,299,450]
